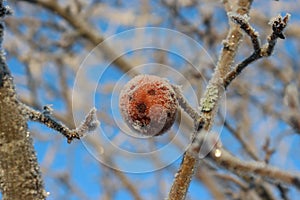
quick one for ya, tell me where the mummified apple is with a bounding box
[119,75,178,136]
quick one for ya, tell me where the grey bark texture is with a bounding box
[0,2,47,199]
[0,67,47,200]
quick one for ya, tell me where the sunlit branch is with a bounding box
[20,103,99,143]
[209,148,300,190]
[223,14,290,88]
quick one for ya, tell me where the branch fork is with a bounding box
[223,13,290,88]
[168,11,292,200]
[21,103,100,143]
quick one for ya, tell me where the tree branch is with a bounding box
[168,0,254,198]
[168,2,293,200]
[20,104,99,143]
[172,84,200,128]
[209,148,300,190]
[0,2,47,199]
[223,14,290,88]
[20,0,138,75]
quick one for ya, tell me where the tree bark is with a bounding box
[0,3,47,197]
[0,72,47,199]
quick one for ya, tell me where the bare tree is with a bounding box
[1,0,300,199]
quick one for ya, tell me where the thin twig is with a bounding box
[20,103,99,143]
[21,0,137,75]
[114,170,143,200]
[172,84,200,127]
[196,167,227,200]
[223,14,290,88]
[208,148,300,190]
[213,173,248,190]
[230,13,260,51]
[224,120,259,161]
[277,183,290,200]
[262,137,275,164]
